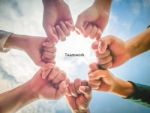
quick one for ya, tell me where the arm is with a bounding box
[5,34,31,50]
[88,67,150,107]
[126,28,150,59]
[4,32,56,65]
[66,79,91,113]
[42,0,74,42]
[0,82,37,113]
[0,64,68,113]
[92,28,150,68]
[94,0,112,12]
[75,0,112,39]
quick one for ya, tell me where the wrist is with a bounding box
[126,42,135,60]
[111,78,134,98]
[18,81,39,104]
[94,0,112,12]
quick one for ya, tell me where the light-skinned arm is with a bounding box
[92,28,150,68]
[5,34,56,65]
[66,79,91,113]
[0,64,69,113]
[76,0,112,39]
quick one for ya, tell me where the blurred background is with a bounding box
[0,0,150,113]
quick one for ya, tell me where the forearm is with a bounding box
[126,28,150,59]
[4,34,30,51]
[0,82,38,113]
[111,77,134,98]
[94,0,112,11]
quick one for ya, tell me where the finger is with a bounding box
[79,86,91,100]
[89,80,101,86]
[74,79,82,94]
[84,24,93,37]
[55,81,67,99]
[77,96,89,110]
[53,71,66,84]
[89,84,99,90]
[65,21,75,31]
[68,82,78,97]
[90,25,98,39]
[60,21,70,36]
[99,62,113,69]
[89,63,99,73]
[96,49,111,58]
[96,29,102,40]
[98,56,112,65]
[37,61,46,67]
[81,80,88,86]
[43,59,55,64]
[92,41,99,50]
[56,25,66,41]
[65,78,70,87]
[89,70,106,80]
[42,52,55,60]
[98,40,108,54]
[43,46,56,53]
[44,24,58,42]
[66,86,71,96]
[42,41,55,48]
[66,95,78,111]
[41,63,54,79]
[75,15,85,34]
[52,27,58,38]
[48,67,60,81]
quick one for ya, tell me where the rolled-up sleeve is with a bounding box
[0,30,12,52]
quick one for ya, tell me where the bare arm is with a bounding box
[126,28,150,59]
[0,82,37,113]
[0,64,68,113]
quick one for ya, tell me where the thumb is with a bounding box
[91,41,99,50]
[46,25,58,43]
[89,63,99,74]
[98,39,108,54]
[75,15,85,35]
[41,63,54,79]
[56,81,67,98]
[79,86,91,100]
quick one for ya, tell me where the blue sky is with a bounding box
[0,0,150,113]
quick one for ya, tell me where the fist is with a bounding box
[66,79,91,113]
[29,64,69,100]
[92,35,130,68]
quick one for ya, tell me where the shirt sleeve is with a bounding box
[0,30,12,52]
[125,81,150,107]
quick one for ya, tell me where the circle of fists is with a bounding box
[29,0,119,112]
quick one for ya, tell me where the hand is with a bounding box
[42,39,56,64]
[28,63,69,100]
[76,0,111,39]
[88,65,134,97]
[92,35,131,68]
[24,37,56,66]
[66,79,91,113]
[43,0,74,42]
